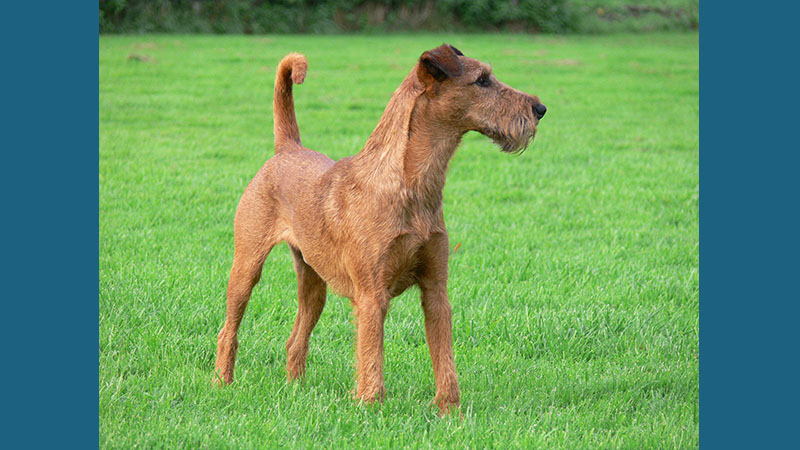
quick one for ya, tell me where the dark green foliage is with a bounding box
[99,0,698,34]
[434,0,579,33]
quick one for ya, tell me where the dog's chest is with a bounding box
[381,230,428,295]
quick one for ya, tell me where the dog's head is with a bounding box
[416,44,546,154]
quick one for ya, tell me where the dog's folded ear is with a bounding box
[418,43,464,84]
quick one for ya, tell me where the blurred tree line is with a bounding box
[99,0,698,34]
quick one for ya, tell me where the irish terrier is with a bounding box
[214,44,546,413]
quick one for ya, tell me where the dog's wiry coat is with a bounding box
[214,44,546,413]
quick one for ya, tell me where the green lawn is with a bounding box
[99,33,698,448]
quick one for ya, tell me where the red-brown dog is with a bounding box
[214,44,546,413]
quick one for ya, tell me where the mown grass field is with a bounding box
[99,33,698,448]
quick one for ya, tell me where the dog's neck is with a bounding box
[356,71,420,168]
[403,100,463,206]
[355,68,463,210]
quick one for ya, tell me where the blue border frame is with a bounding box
[5,3,98,448]
[5,2,798,448]
[700,1,799,448]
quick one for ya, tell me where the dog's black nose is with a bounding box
[534,103,547,119]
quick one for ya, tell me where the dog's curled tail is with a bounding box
[273,53,308,152]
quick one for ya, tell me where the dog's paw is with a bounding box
[211,369,232,387]
[286,364,306,382]
[354,385,386,405]
[433,394,460,417]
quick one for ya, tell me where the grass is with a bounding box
[99,33,698,448]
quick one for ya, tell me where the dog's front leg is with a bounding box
[418,235,461,414]
[420,283,460,414]
[354,292,389,403]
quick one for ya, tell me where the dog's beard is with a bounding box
[493,130,534,154]
[484,117,536,154]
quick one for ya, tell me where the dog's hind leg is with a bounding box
[214,192,278,385]
[213,242,272,385]
[286,246,327,380]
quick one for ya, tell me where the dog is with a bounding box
[214,44,546,414]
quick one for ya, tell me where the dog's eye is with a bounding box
[474,75,491,87]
